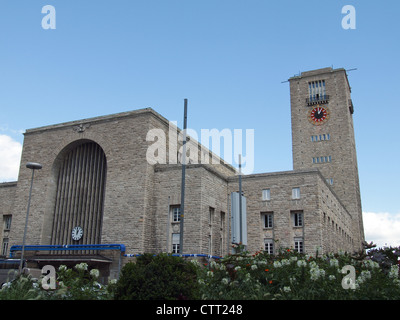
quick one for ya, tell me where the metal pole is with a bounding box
[19,169,35,275]
[166,196,170,252]
[238,155,243,247]
[179,99,188,254]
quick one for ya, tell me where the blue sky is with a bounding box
[0,1,399,247]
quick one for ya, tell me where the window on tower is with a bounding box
[312,156,332,164]
[171,206,181,222]
[307,80,329,105]
[311,134,330,142]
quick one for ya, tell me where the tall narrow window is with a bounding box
[292,187,300,199]
[209,207,215,224]
[293,211,304,227]
[220,211,225,230]
[264,238,274,254]
[262,189,271,201]
[1,238,9,256]
[3,215,11,230]
[51,141,107,250]
[308,80,326,102]
[172,233,180,253]
[262,212,273,228]
[171,206,181,222]
[294,237,304,253]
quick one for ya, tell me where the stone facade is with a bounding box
[289,67,364,250]
[0,67,365,281]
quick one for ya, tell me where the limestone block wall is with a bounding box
[0,182,17,257]
[227,169,354,255]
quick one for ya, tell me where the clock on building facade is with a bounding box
[309,106,329,125]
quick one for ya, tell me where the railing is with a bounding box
[306,95,329,106]
[124,253,221,259]
[9,244,221,260]
[9,244,126,258]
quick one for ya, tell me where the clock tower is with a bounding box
[289,67,364,251]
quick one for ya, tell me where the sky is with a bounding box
[0,0,399,248]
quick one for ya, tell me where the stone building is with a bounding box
[0,67,364,280]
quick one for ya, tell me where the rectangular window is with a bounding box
[308,80,326,102]
[293,211,303,227]
[1,238,9,256]
[292,187,300,199]
[264,239,274,254]
[171,206,181,222]
[220,211,225,230]
[262,189,271,201]
[326,178,333,185]
[172,233,180,253]
[311,134,330,142]
[294,237,304,253]
[262,212,273,228]
[312,156,332,163]
[3,215,11,230]
[209,207,215,224]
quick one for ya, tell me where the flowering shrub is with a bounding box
[0,273,41,300]
[1,245,399,300]
[0,263,113,300]
[196,245,400,300]
[49,263,112,300]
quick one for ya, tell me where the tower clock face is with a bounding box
[72,226,83,241]
[309,106,329,125]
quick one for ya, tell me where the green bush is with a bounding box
[196,245,400,300]
[114,253,200,300]
[0,273,41,300]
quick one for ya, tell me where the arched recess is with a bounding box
[50,140,107,250]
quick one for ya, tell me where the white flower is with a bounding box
[389,265,399,279]
[190,259,200,266]
[90,268,100,279]
[251,264,258,270]
[281,259,290,266]
[310,266,325,281]
[362,259,379,269]
[329,259,339,268]
[283,286,291,293]
[234,266,241,271]
[59,265,67,271]
[221,278,229,285]
[329,275,336,281]
[206,271,214,278]
[75,262,88,271]
[297,260,307,268]
[356,270,371,285]
[273,261,282,268]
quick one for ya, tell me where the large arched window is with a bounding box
[51,141,107,249]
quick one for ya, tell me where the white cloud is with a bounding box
[0,134,22,182]
[363,211,400,248]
